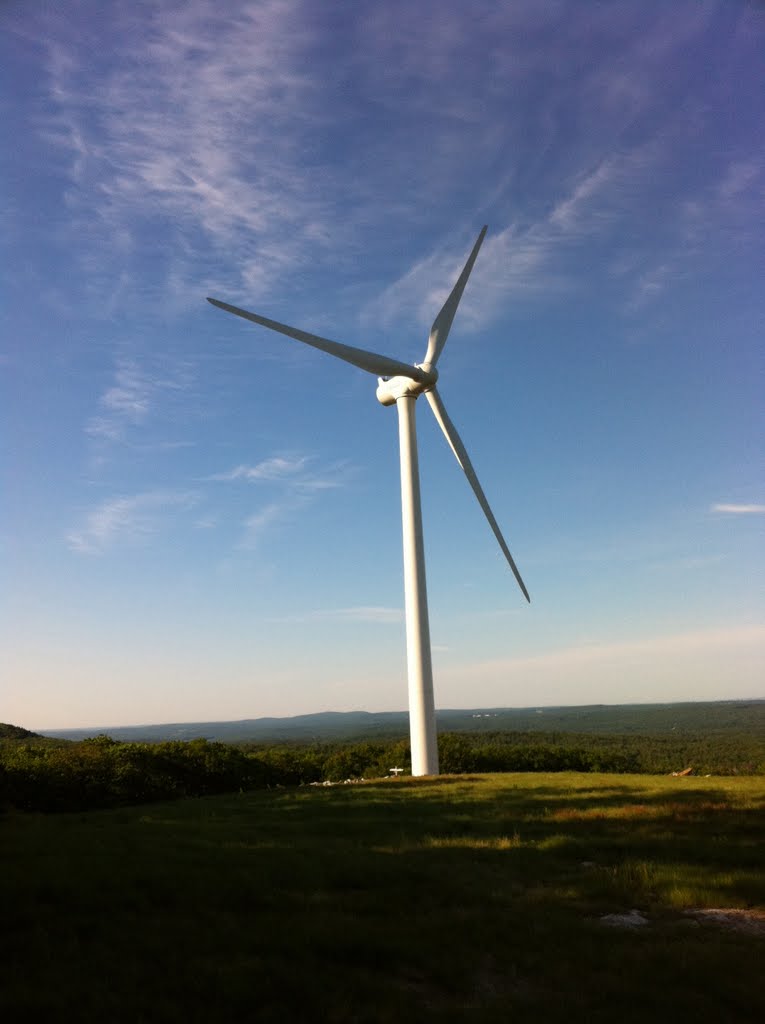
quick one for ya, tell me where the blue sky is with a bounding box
[2,0,763,730]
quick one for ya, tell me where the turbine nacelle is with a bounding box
[376,366,438,406]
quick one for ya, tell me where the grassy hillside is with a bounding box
[2,773,763,1022]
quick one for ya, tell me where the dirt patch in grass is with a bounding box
[686,908,765,935]
[549,800,735,823]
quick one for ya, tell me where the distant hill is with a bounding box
[38,700,765,745]
[0,723,44,741]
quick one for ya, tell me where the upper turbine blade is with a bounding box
[207,297,428,383]
[424,387,530,602]
[423,226,487,370]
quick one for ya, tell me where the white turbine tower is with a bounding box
[207,226,529,777]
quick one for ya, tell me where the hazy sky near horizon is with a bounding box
[3,0,764,730]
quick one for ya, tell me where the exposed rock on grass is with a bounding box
[599,909,649,928]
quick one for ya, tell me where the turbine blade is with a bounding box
[425,388,530,602]
[423,226,487,369]
[207,298,428,383]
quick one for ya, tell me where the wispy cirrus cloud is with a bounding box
[315,606,402,624]
[718,157,763,201]
[360,143,667,335]
[86,357,192,445]
[620,149,765,315]
[547,158,621,233]
[67,490,196,554]
[208,456,310,482]
[678,151,765,260]
[38,0,337,307]
[240,503,289,549]
[87,360,152,442]
[624,262,676,311]
[437,624,765,706]
[209,453,354,547]
[348,10,754,331]
[210,455,352,492]
[646,554,724,573]
[20,0,754,367]
[32,0,721,324]
[711,503,765,515]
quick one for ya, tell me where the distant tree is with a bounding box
[438,734,477,774]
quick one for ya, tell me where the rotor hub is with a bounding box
[376,365,438,406]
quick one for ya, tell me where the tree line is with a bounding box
[1,726,763,813]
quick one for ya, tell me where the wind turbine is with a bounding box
[207,226,529,777]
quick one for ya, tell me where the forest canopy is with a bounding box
[2,706,763,813]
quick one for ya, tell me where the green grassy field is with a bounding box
[3,773,763,1022]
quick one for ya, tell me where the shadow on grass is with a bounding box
[2,773,764,1023]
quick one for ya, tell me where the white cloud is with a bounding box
[268,606,403,625]
[711,503,765,515]
[67,491,196,554]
